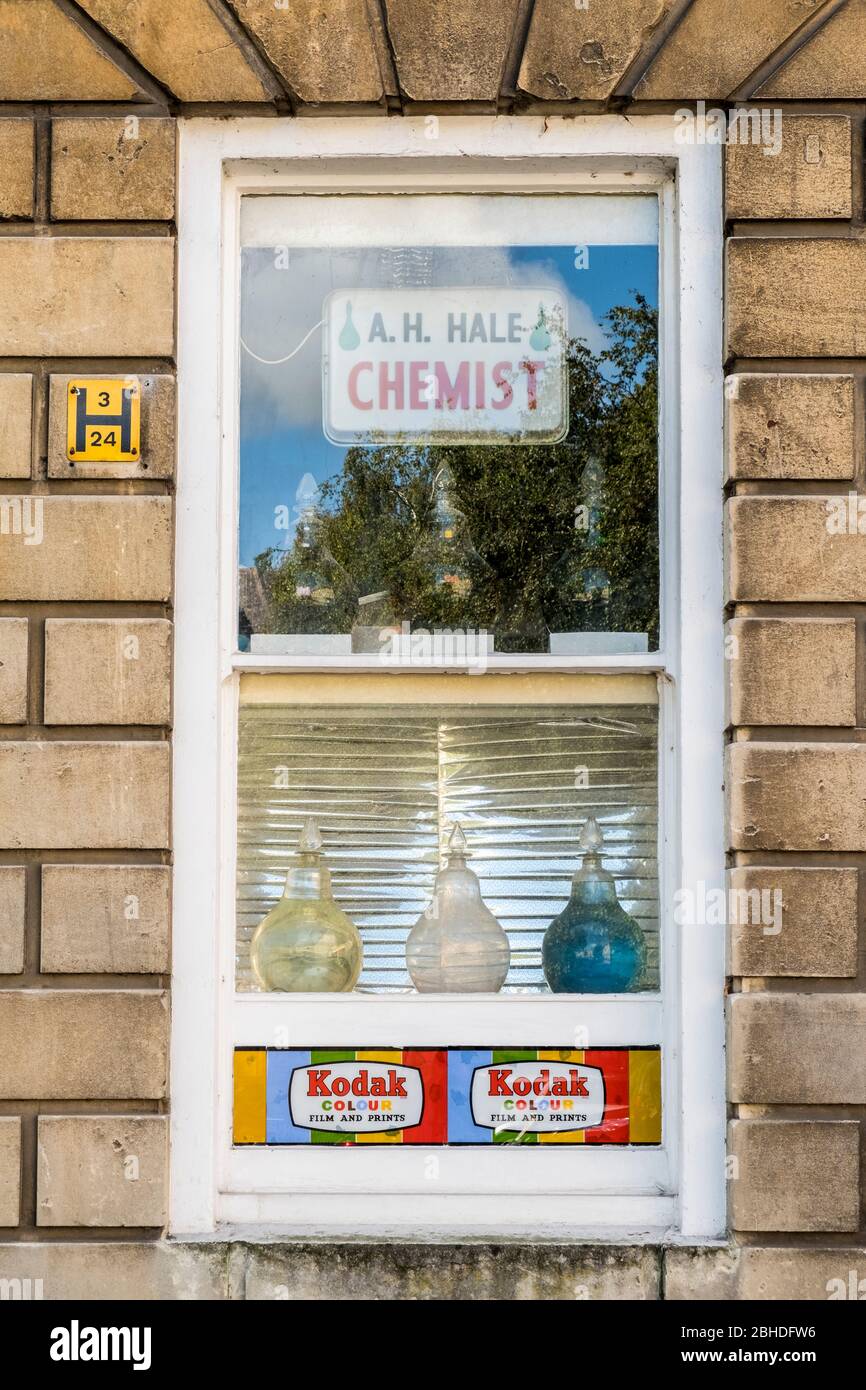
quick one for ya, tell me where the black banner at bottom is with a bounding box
[0,1296,860,1375]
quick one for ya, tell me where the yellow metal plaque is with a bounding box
[66,379,141,463]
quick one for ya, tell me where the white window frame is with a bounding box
[171,115,724,1243]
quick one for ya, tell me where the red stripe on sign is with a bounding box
[402,1049,448,1144]
[584,1050,630,1144]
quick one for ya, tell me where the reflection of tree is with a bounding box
[253,295,658,652]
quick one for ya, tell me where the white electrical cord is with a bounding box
[240,318,325,365]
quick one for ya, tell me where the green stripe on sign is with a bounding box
[491,1049,538,1143]
[309,1049,355,1143]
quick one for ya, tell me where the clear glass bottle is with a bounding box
[293,515,337,606]
[406,823,510,993]
[412,463,483,600]
[250,818,363,992]
[291,475,340,617]
[576,453,611,610]
[546,449,611,644]
[542,816,646,993]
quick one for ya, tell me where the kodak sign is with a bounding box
[470,1061,605,1132]
[233,1047,662,1145]
[289,1061,424,1133]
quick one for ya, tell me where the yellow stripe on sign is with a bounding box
[538,1049,585,1143]
[629,1049,662,1144]
[233,1049,266,1144]
[356,1050,404,1143]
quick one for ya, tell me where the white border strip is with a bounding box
[240,190,659,246]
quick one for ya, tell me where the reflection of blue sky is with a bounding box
[239,244,657,567]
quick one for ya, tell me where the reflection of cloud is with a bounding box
[240,246,612,438]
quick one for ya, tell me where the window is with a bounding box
[237,192,659,658]
[172,117,725,1240]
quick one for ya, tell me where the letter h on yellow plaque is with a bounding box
[66,379,141,463]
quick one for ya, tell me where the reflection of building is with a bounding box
[238,566,272,637]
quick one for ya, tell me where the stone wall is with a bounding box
[0,0,865,1300]
[0,99,175,1255]
[723,104,866,1287]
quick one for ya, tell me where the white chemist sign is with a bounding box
[324,287,568,446]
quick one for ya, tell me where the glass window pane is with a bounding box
[236,702,659,994]
[237,194,659,657]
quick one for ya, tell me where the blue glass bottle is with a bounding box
[542,816,646,993]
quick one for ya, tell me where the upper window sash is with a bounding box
[221,161,678,680]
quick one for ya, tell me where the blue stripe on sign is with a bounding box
[447,1050,493,1143]
[266,1049,312,1143]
